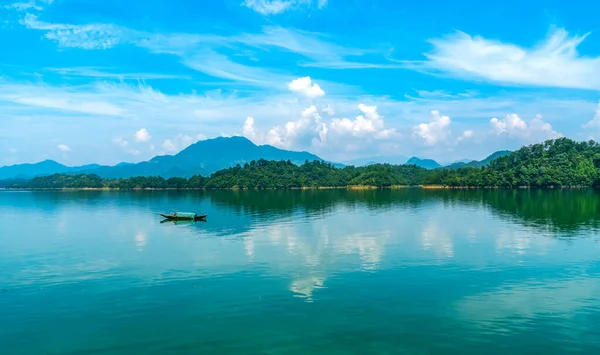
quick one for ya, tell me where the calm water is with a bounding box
[1,189,599,354]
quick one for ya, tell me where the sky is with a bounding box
[1,0,600,166]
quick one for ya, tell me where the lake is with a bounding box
[1,189,599,354]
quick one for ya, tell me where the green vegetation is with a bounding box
[424,138,600,187]
[7,138,600,189]
[406,156,442,169]
[446,150,511,169]
[11,160,428,189]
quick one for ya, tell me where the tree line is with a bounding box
[7,138,600,189]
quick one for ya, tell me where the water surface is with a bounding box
[1,189,599,354]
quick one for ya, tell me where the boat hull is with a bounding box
[160,213,207,221]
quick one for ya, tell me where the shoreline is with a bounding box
[3,185,596,191]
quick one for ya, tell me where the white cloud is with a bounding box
[179,50,286,87]
[112,137,129,148]
[160,134,198,154]
[413,110,452,146]
[245,105,327,149]
[583,104,600,130]
[3,0,53,11]
[243,104,397,156]
[57,144,71,152]
[288,76,325,98]
[490,114,527,135]
[322,105,335,115]
[0,81,125,116]
[417,28,600,90]
[8,148,18,154]
[490,114,561,141]
[457,129,474,142]
[242,0,327,15]
[243,116,259,141]
[236,26,359,63]
[330,104,395,138]
[2,73,596,165]
[162,139,176,153]
[48,67,190,80]
[20,13,126,50]
[4,2,42,11]
[16,13,374,86]
[134,128,151,142]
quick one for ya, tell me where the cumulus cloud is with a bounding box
[162,139,177,153]
[322,105,335,115]
[457,130,474,142]
[418,28,600,90]
[288,76,325,98]
[242,104,396,155]
[243,116,259,141]
[134,128,151,142]
[244,105,327,149]
[582,104,600,130]
[490,114,561,141]
[112,137,129,148]
[330,104,395,139]
[242,0,328,15]
[413,110,452,146]
[57,144,71,152]
[161,134,199,154]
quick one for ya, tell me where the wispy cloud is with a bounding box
[57,144,71,152]
[47,67,191,80]
[236,26,360,62]
[242,0,327,15]
[17,13,386,85]
[583,103,600,131]
[409,28,600,90]
[20,13,129,50]
[180,50,290,87]
[0,81,126,115]
[3,0,53,12]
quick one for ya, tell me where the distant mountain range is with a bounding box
[0,136,512,180]
[342,155,409,167]
[0,136,324,180]
[344,152,510,170]
[445,151,512,169]
[0,160,102,180]
[406,157,443,169]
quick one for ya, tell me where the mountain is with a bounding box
[77,136,325,178]
[446,150,512,169]
[343,155,409,167]
[0,160,101,180]
[406,157,442,169]
[0,137,327,180]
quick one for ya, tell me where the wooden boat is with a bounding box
[160,212,207,221]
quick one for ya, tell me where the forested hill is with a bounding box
[425,138,600,187]
[6,138,600,189]
[10,160,429,189]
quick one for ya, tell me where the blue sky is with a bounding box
[1,0,600,166]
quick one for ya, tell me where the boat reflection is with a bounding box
[160,218,207,225]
